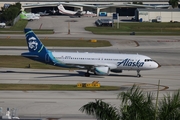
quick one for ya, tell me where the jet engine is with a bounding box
[94,66,110,75]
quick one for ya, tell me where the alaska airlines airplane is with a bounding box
[21,28,160,77]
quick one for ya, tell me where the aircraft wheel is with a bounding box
[137,74,141,78]
[137,70,141,78]
[85,73,90,77]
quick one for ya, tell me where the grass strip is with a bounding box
[6,19,28,31]
[88,32,180,35]
[0,84,120,91]
[0,55,68,69]
[0,19,53,34]
[85,22,180,35]
[0,39,111,47]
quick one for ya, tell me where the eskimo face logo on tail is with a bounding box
[117,58,144,68]
[28,37,38,51]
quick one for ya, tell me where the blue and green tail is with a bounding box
[24,28,47,53]
[21,28,52,64]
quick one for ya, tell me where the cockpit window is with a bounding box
[144,59,154,62]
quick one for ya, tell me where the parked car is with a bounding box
[0,22,6,28]
[95,19,102,26]
[95,19,113,27]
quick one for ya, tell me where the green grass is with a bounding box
[0,39,111,47]
[85,22,180,35]
[8,19,28,31]
[0,19,53,34]
[0,55,68,69]
[0,19,28,31]
[0,84,120,91]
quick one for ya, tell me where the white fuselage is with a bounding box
[51,52,159,71]
[59,9,77,15]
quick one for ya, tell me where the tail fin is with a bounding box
[24,28,48,54]
[58,4,65,12]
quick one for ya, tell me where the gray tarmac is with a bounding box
[0,66,180,119]
[0,16,180,119]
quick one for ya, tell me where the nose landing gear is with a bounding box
[137,70,141,78]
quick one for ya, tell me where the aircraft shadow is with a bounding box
[0,70,137,78]
[77,71,137,78]
[0,70,104,78]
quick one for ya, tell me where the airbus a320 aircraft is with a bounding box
[22,28,160,77]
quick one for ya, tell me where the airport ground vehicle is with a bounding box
[0,22,6,28]
[95,19,113,27]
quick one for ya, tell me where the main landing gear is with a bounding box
[84,70,90,77]
[137,70,141,78]
[84,70,97,77]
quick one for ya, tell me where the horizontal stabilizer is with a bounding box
[21,52,39,58]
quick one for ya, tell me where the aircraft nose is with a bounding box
[154,61,161,68]
[157,63,161,68]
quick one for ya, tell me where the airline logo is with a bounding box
[28,37,38,50]
[117,58,144,67]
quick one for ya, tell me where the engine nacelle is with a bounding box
[110,69,122,73]
[94,66,110,75]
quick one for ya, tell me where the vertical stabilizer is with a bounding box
[22,28,54,65]
[58,4,65,13]
[24,28,48,54]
